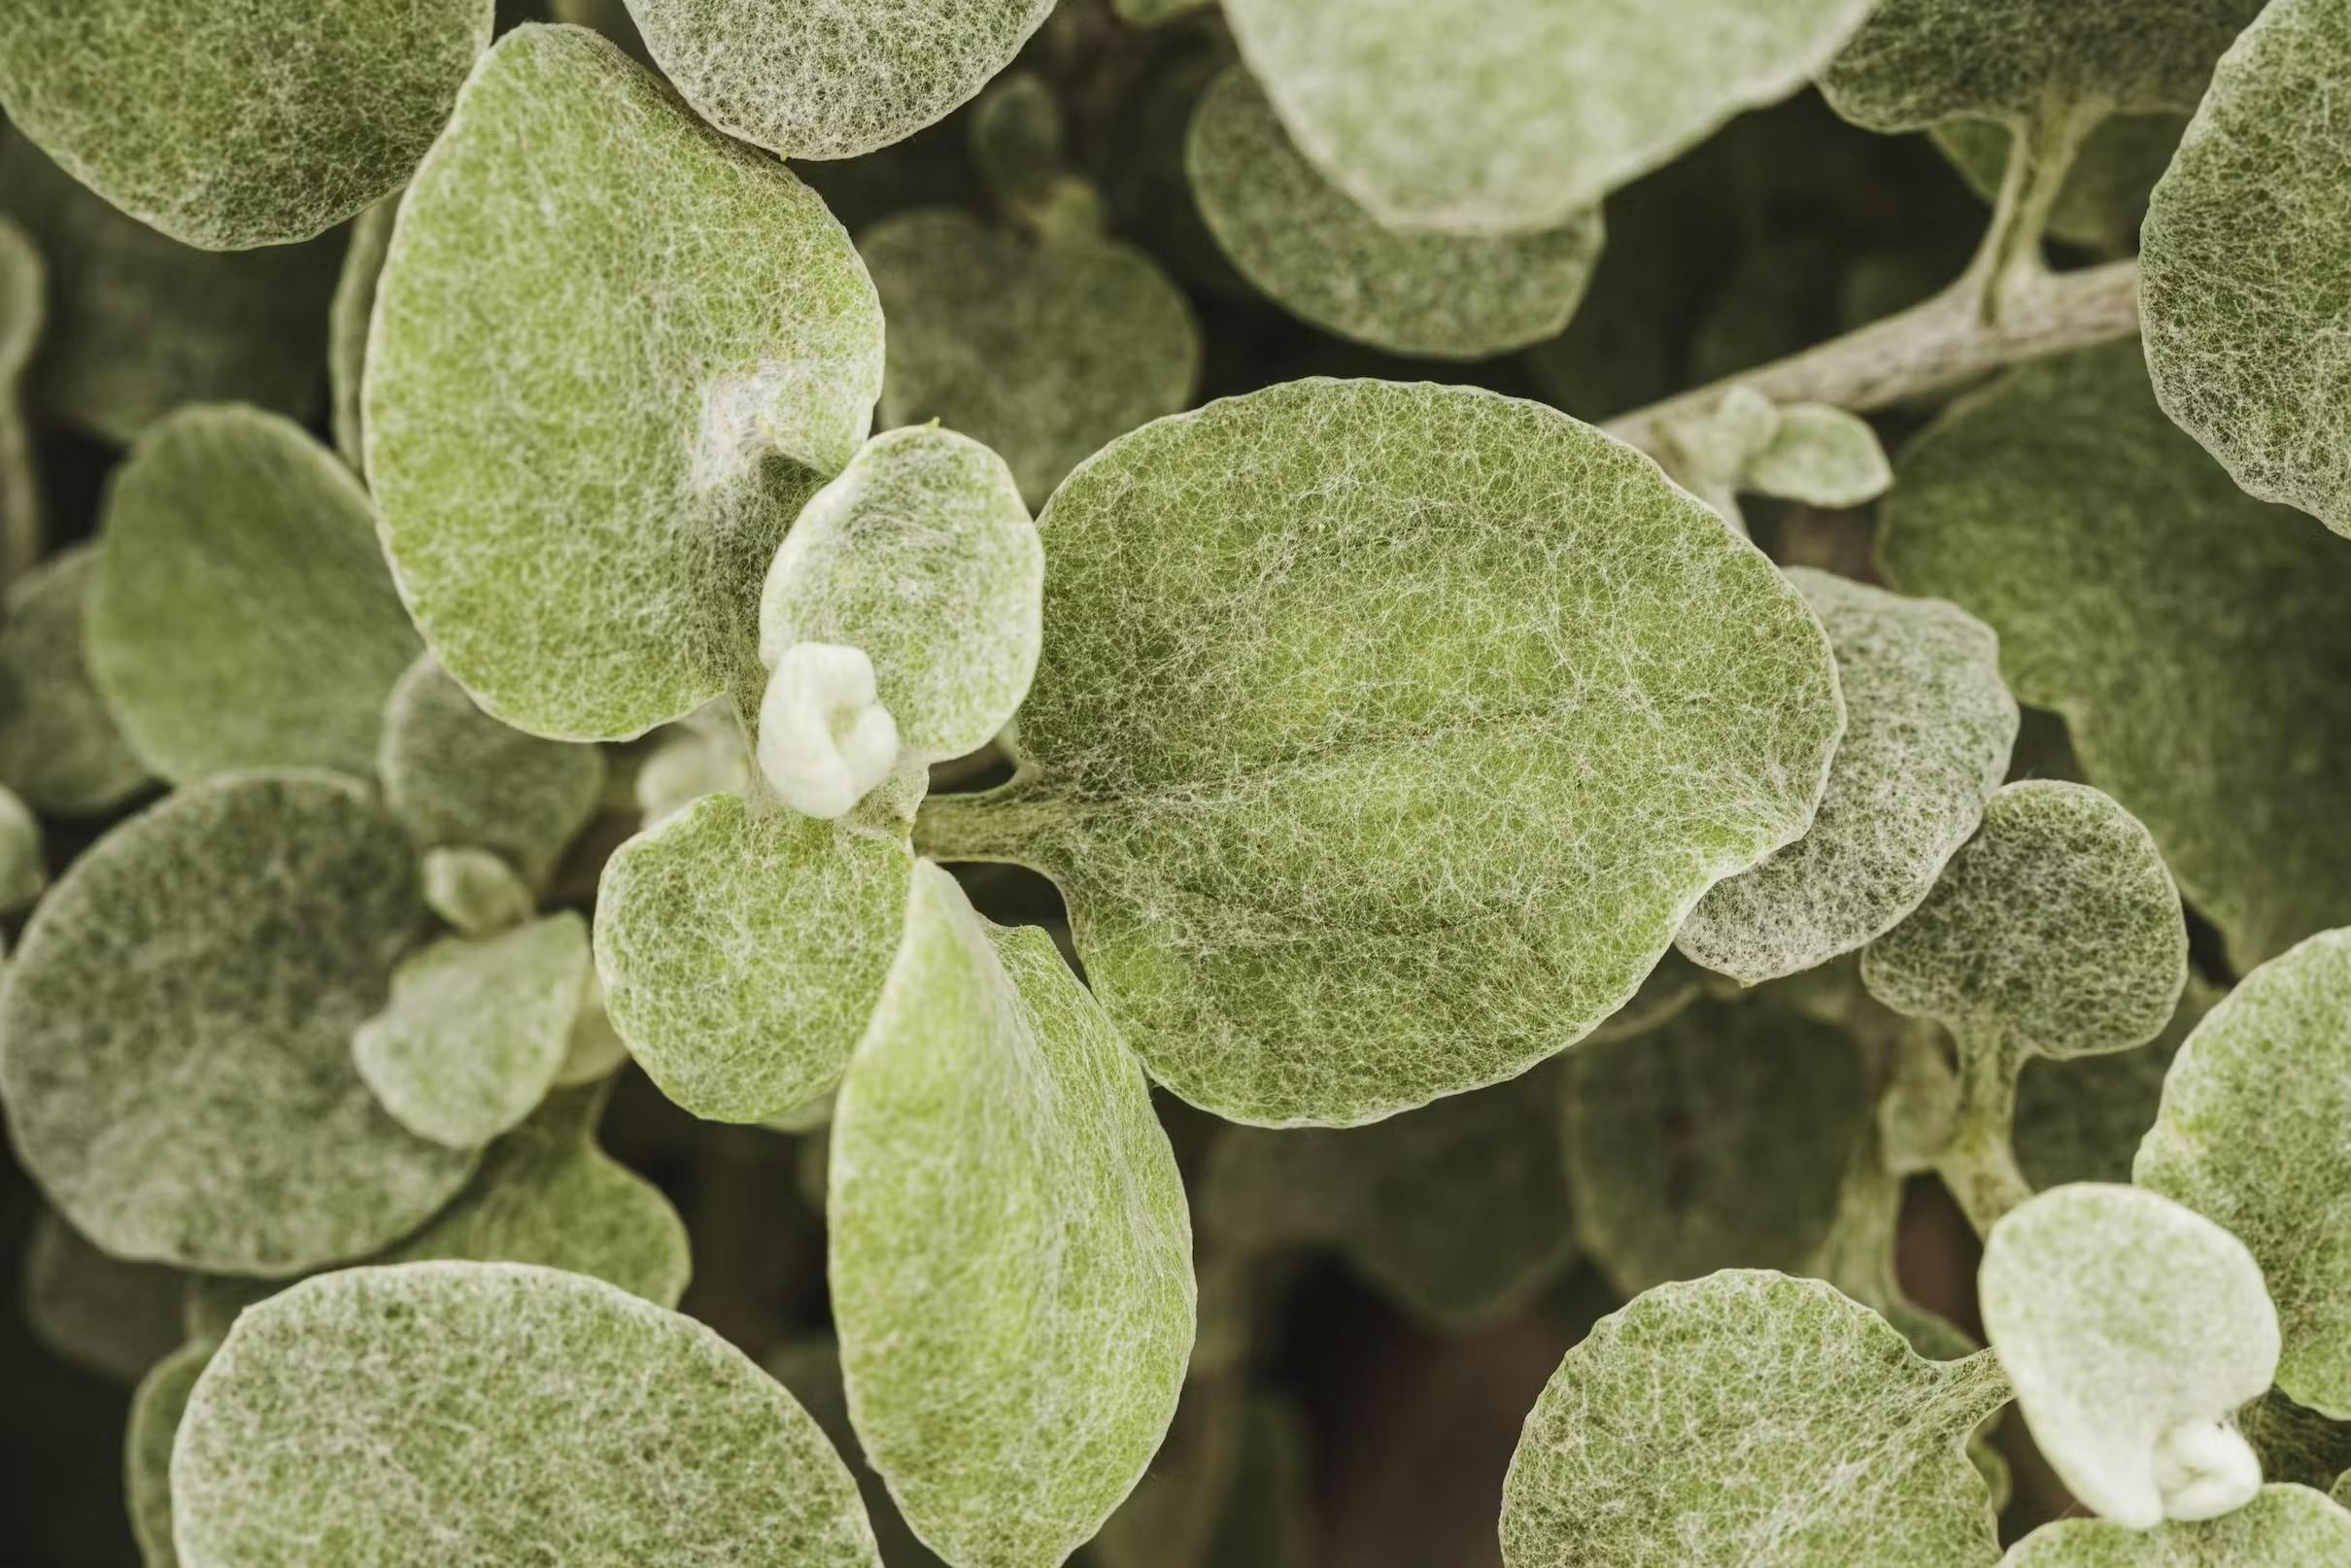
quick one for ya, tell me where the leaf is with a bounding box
[620,0,1054,160]
[2136,929,2351,1418]
[1185,66,1605,360]
[1981,1183,2276,1527]
[87,405,421,784]
[1932,115,2189,252]
[1679,569,2015,983]
[830,863,1193,1568]
[381,655,606,884]
[863,208,1200,512]
[2014,977,2220,1191]
[2140,0,2351,536]
[420,846,538,937]
[1878,340,2351,969]
[1998,1483,2351,1566]
[20,1209,184,1385]
[0,545,148,815]
[1561,998,1870,1296]
[759,426,1042,764]
[0,771,475,1275]
[1739,407,1894,507]
[596,789,912,1121]
[1499,1271,2012,1568]
[367,24,885,741]
[914,380,1845,1125]
[1221,0,1878,236]
[171,1261,881,1567]
[328,195,397,475]
[0,0,489,249]
[126,1340,209,1568]
[0,777,40,910]
[0,211,37,580]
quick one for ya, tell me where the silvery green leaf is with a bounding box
[1500,1271,2012,1568]
[0,211,37,580]
[126,1340,208,1568]
[1981,1183,2276,1527]
[1998,1484,2351,1567]
[915,380,1845,1125]
[1739,408,1894,507]
[1933,115,2189,252]
[0,772,475,1275]
[367,25,885,741]
[87,405,421,784]
[0,545,149,815]
[553,975,631,1086]
[328,196,397,476]
[831,863,1193,1568]
[419,847,537,937]
[1185,66,1605,360]
[2014,977,2220,1192]
[20,1208,183,1385]
[171,1261,880,1567]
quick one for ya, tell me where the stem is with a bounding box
[1966,98,2104,325]
[1931,1023,2035,1239]
[911,785,1071,864]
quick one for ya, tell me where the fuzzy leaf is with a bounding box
[831,863,1193,1568]
[420,846,538,937]
[1999,1484,2351,1566]
[171,1261,880,1567]
[367,24,885,741]
[328,195,397,476]
[1739,408,1894,507]
[0,545,148,815]
[20,1209,183,1386]
[126,1340,208,1568]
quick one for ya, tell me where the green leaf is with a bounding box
[367,24,885,741]
[420,846,538,937]
[831,863,1193,1568]
[2015,977,2220,1191]
[0,772,475,1275]
[1998,1484,2351,1566]
[759,426,1041,764]
[1221,0,1878,235]
[915,380,1845,1125]
[0,211,38,581]
[0,137,342,444]
[863,208,1200,512]
[0,777,41,910]
[1499,1271,2012,1568]
[1878,341,2351,969]
[2137,929,2351,1418]
[0,0,489,249]
[1739,407,1894,507]
[1679,569,2014,983]
[1932,115,2188,252]
[328,195,397,476]
[596,789,912,1121]
[171,1261,880,1566]
[621,0,1054,159]
[87,405,421,785]
[1185,66,1605,359]
[20,1208,184,1385]
[1981,1183,2276,1527]
[126,1341,209,1568]
[2140,0,2351,536]
[0,545,149,815]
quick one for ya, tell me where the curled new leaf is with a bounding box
[832,864,1193,1568]
[0,545,149,815]
[1999,1484,2351,1566]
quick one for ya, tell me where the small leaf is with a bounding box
[0,545,149,815]
[126,1341,209,1568]
[171,1261,880,1566]
[20,1209,184,1385]
[831,863,1193,1568]
[420,846,537,937]
[1998,1483,2351,1566]
[1500,1271,2012,1568]
[327,196,398,475]
[1739,407,1894,507]
[87,405,421,784]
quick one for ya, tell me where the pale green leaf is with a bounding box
[1878,340,2351,968]
[420,846,537,937]
[1981,1183,2276,1527]
[1999,1484,2351,1567]
[21,1208,183,1385]
[2015,977,2221,1191]
[831,863,1193,1568]
[863,208,1201,510]
[1740,407,1894,507]
[367,24,885,741]
[915,380,1845,1125]
[0,0,489,250]
[0,211,38,580]
[1679,569,2015,983]
[172,1261,880,1567]
[87,405,422,784]
[2137,929,2351,1418]
[1185,66,1604,359]
[0,772,474,1275]
[1500,1271,2012,1568]
[1933,115,2188,252]
[553,975,632,1086]
[126,1341,208,1568]
[596,789,912,1121]
[0,545,149,815]
[328,195,397,475]
[2140,0,2351,536]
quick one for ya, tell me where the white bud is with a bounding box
[757,642,900,820]
[2152,1418,2263,1523]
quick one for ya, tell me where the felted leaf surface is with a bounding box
[760,426,1042,763]
[1933,115,2187,252]
[2014,978,2219,1191]
[1561,1000,1870,1296]
[1878,341,2351,969]
[0,211,37,579]
[916,379,1845,1125]
[1999,1484,2351,1567]
[381,655,606,883]
[1739,408,1893,508]
[596,789,912,1122]
[354,914,593,1150]
[1185,66,1605,360]
[2136,929,2351,1418]
[0,138,342,444]
[1679,569,2015,983]
[1499,1271,2012,1568]
[0,545,148,815]
[172,1261,880,1568]
[126,1340,208,1568]
[20,1209,184,1385]
[367,24,885,741]
[87,405,421,784]
[328,196,397,475]
[2140,0,2351,536]
[831,863,1193,1568]
[1221,0,1877,236]
[1980,1183,2277,1527]
[1861,781,2187,1059]
[0,772,473,1275]
[420,846,538,937]
[863,208,1201,510]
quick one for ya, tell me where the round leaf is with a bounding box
[1999,1484,2351,1567]
[0,545,149,815]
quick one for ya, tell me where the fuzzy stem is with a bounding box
[1931,1023,2035,1239]
[1966,98,2104,324]
[911,785,1071,865]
